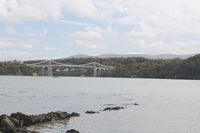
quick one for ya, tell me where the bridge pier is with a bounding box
[42,67,45,76]
[93,68,97,77]
[96,68,107,77]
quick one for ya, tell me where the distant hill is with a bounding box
[65,53,197,59]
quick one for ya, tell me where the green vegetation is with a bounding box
[1,54,200,79]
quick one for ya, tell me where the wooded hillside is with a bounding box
[1,54,200,79]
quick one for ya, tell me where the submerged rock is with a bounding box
[103,107,124,111]
[66,129,80,133]
[85,111,100,114]
[71,112,80,117]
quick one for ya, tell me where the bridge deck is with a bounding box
[26,60,114,77]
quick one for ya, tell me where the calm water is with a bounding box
[0,76,200,133]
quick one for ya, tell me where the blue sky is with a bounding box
[0,0,200,61]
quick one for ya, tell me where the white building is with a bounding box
[56,69,60,72]
[63,68,69,72]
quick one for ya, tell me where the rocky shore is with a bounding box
[0,105,138,133]
[0,111,79,133]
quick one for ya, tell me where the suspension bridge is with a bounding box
[26,60,114,77]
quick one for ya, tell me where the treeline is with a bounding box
[1,54,200,79]
[0,61,43,76]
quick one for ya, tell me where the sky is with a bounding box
[0,0,200,61]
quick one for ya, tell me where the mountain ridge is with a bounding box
[63,53,197,59]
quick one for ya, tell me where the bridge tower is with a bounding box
[93,63,97,77]
[48,60,52,76]
[41,60,52,76]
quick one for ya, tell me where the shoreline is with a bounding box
[0,111,80,133]
[0,106,129,133]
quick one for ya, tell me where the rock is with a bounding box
[31,114,47,124]
[66,129,80,133]
[85,111,99,114]
[0,116,15,128]
[0,127,39,133]
[103,107,124,111]
[11,112,33,127]
[10,111,79,127]
[46,111,70,121]
[9,117,20,127]
[15,127,39,133]
[56,111,70,119]
[46,112,60,121]
[71,112,80,117]
[0,111,80,133]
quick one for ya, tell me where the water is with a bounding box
[0,76,200,133]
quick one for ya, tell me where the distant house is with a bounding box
[63,68,69,72]
[32,73,38,76]
[82,68,87,72]
[56,69,60,72]
[131,75,137,78]
[70,68,75,72]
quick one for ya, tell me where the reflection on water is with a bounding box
[0,76,200,133]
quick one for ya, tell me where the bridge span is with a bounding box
[26,60,114,77]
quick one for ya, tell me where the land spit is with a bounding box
[0,111,80,133]
[0,105,137,133]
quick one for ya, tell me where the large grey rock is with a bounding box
[11,112,33,127]
[0,116,14,128]
[66,129,80,133]
[56,111,70,119]
[9,117,20,127]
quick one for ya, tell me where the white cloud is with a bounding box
[0,36,41,48]
[1,0,200,27]
[126,39,200,55]
[170,40,200,54]
[67,25,118,50]
[66,40,106,50]
[5,27,17,34]
[0,0,63,23]
[63,0,107,20]
[24,28,36,37]
[39,29,48,36]
[117,17,133,25]
[85,25,119,40]
[22,44,33,49]
[24,28,48,37]
[44,47,60,50]
[0,0,108,23]
[126,52,144,55]
[0,51,46,61]
[59,20,95,26]
[71,31,104,41]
